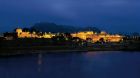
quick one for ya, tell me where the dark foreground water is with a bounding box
[0,51,140,78]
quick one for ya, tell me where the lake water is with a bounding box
[0,51,140,78]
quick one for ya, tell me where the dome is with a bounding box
[100,31,107,35]
[16,28,22,33]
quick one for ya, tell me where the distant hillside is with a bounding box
[31,22,101,33]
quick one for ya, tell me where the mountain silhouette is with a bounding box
[31,22,101,33]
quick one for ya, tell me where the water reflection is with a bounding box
[38,53,42,72]
[0,51,140,78]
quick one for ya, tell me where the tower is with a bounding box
[16,28,22,37]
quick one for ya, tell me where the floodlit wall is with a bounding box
[16,28,55,38]
[16,28,123,43]
[71,31,123,43]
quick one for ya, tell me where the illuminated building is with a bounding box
[15,28,123,43]
[16,28,22,37]
[71,31,123,43]
[15,28,55,38]
[42,32,55,38]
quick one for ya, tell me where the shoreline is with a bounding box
[0,39,140,56]
[0,47,140,56]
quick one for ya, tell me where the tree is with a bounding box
[99,38,105,43]
[132,32,139,36]
[22,28,30,32]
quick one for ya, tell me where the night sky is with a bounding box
[0,0,140,33]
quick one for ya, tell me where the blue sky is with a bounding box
[0,0,140,33]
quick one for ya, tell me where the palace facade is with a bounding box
[16,28,55,38]
[16,28,123,43]
[71,31,123,43]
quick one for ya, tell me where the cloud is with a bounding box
[0,0,140,32]
[1,0,140,16]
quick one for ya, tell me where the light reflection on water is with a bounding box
[0,51,140,78]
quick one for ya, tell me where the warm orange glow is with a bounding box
[16,28,55,38]
[16,28,123,43]
[71,31,123,43]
